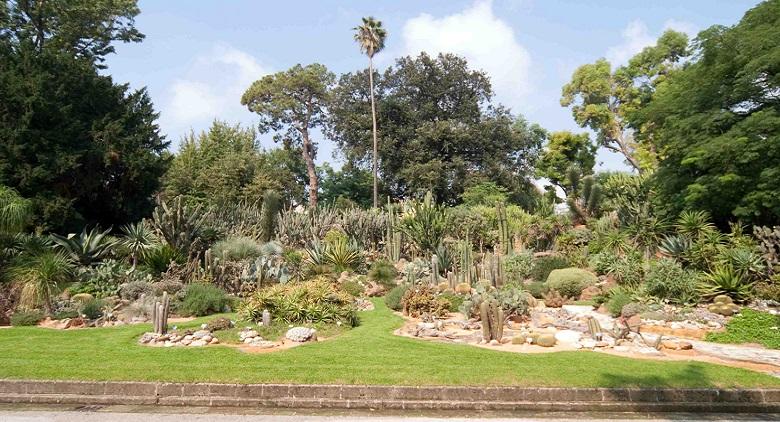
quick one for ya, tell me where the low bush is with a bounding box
[644,258,700,304]
[525,281,548,298]
[367,260,398,288]
[546,268,597,298]
[79,298,105,320]
[605,288,633,318]
[211,237,262,261]
[10,309,44,326]
[151,280,185,296]
[530,255,569,282]
[503,252,533,282]
[178,283,231,317]
[439,291,464,312]
[700,266,754,302]
[239,278,358,326]
[340,278,365,297]
[755,279,780,302]
[120,280,153,300]
[384,284,410,311]
[401,285,449,318]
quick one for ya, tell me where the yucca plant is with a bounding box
[398,192,448,255]
[51,226,116,266]
[324,237,363,272]
[120,221,158,270]
[676,210,716,238]
[150,196,206,256]
[9,251,74,313]
[699,265,753,302]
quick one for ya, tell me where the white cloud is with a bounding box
[162,44,269,144]
[606,19,698,66]
[401,0,532,109]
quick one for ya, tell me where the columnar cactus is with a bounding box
[496,202,510,255]
[151,292,170,335]
[479,299,504,342]
[430,254,440,285]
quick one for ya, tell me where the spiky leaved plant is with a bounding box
[120,221,158,270]
[51,226,117,266]
[150,196,206,256]
[9,251,74,313]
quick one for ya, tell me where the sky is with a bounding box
[105,0,761,173]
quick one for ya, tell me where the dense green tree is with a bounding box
[0,0,168,231]
[319,163,373,208]
[241,64,335,207]
[164,121,307,206]
[636,0,780,226]
[328,53,545,206]
[353,16,387,208]
[561,30,689,172]
[536,131,597,194]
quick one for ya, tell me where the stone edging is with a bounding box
[1,379,779,412]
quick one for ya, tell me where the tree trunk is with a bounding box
[301,128,318,207]
[369,57,379,208]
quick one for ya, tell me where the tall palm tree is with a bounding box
[353,17,387,208]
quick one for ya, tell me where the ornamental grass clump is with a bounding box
[239,278,358,326]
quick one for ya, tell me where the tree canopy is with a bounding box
[536,131,596,194]
[328,52,545,206]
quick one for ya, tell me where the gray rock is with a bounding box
[286,327,317,342]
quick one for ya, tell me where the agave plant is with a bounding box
[658,234,691,259]
[718,247,768,281]
[699,265,754,302]
[434,243,455,274]
[120,221,158,270]
[398,192,448,255]
[324,237,363,272]
[51,226,116,266]
[9,251,75,313]
[676,210,716,238]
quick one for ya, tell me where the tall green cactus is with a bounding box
[566,166,602,224]
[260,189,281,242]
[151,196,205,256]
[384,199,402,262]
[496,202,510,255]
[459,229,474,285]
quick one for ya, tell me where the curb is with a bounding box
[1,380,779,412]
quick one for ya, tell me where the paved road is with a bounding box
[1,405,778,422]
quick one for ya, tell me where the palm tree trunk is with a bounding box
[301,128,318,207]
[369,57,379,208]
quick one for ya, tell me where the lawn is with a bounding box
[1,299,778,388]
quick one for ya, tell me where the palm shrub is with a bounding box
[676,210,716,238]
[120,221,158,269]
[141,244,185,275]
[239,278,358,326]
[51,226,117,266]
[399,192,448,255]
[644,258,700,304]
[699,266,754,302]
[9,251,74,313]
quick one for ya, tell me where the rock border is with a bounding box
[1,379,779,412]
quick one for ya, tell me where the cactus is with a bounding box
[459,230,475,285]
[479,299,504,342]
[262,309,272,327]
[430,254,440,285]
[260,189,281,242]
[565,166,602,224]
[496,202,510,255]
[535,333,556,347]
[384,201,402,262]
[753,226,780,271]
[151,196,206,256]
[151,292,170,335]
[587,316,603,340]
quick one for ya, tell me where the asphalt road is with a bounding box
[1,405,778,422]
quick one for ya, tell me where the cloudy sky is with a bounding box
[106,0,760,172]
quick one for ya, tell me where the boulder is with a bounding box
[554,329,582,344]
[286,327,317,342]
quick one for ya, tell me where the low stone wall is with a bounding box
[1,379,778,412]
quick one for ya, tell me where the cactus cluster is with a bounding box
[565,166,602,224]
[587,316,603,340]
[151,196,206,256]
[708,295,740,316]
[384,201,402,262]
[496,202,511,255]
[754,225,780,271]
[151,291,171,335]
[479,299,504,342]
[259,190,281,242]
[478,252,504,288]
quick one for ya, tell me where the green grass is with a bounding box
[0,299,778,387]
[706,309,780,349]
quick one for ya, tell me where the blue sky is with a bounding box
[106,0,760,172]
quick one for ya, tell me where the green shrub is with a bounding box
[644,258,700,304]
[367,260,398,288]
[401,285,450,318]
[530,255,569,282]
[755,278,780,302]
[439,291,464,312]
[142,244,185,275]
[546,268,597,298]
[700,266,753,302]
[238,278,358,326]
[606,288,633,317]
[587,250,620,275]
[152,279,184,296]
[385,284,410,311]
[525,281,548,299]
[179,283,231,316]
[79,298,105,320]
[10,309,44,326]
[503,252,533,282]
[341,278,364,297]
[120,280,153,300]
[211,236,262,261]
